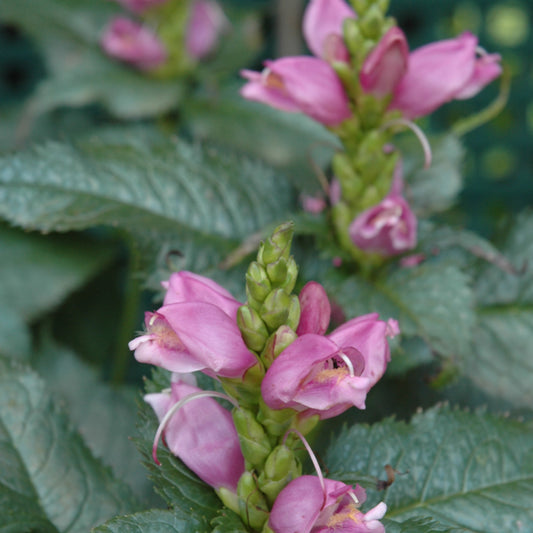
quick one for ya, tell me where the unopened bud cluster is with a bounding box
[241,0,502,266]
[100,0,226,75]
[130,222,398,531]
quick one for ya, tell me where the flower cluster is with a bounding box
[130,222,397,532]
[101,0,226,74]
[240,0,501,265]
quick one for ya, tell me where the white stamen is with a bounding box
[338,353,355,377]
[381,118,432,169]
[476,45,488,57]
[284,429,326,504]
[152,390,239,465]
[348,491,360,507]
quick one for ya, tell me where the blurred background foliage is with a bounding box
[1,0,531,236]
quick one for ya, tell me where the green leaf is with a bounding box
[93,509,204,533]
[31,338,157,505]
[0,304,31,359]
[402,134,464,216]
[0,127,293,270]
[324,263,475,370]
[0,357,137,532]
[0,224,114,323]
[183,86,340,194]
[383,517,463,533]
[326,406,533,532]
[462,212,533,408]
[0,0,185,119]
[210,509,249,533]
[135,391,222,529]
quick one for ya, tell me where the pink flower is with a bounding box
[296,281,331,336]
[269,475,386,533]
[301,194,327,215]
[113,0,168,14]
[303,0,357,62]
[129,272,257,378]
[101,17,167,71]
[162,271,241,319]
[388,31,502,119]
[145,375,245,492]
[261,313,399,419]
[349,165,417,256]
[240,57,352,127]
[360,27,409,98]
[186,0,227,59]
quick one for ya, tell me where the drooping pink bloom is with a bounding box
[129,303,257,378]
[240,57,352,127]
[129,272,256,378]
[262,313,399,419]
[269,475,386,533]
[101,17,167,71]
[162,271,241,319]
[349,166,417,256]
[388,31,501,119]
[296,281,331,336]
[145,375,245,492]
[113,0,168,14]
[186,0,227,59]
[360,27,409,98]
[301,194,327,215]
[303,0,357,62]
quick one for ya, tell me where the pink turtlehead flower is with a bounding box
[145,375,245,492]
[162,271,241,319]
[113,0,168,14]
[360,27,409,98]
[296,281,331,336]
[387,31,502,119]
[186,0,227,60]
[129,272,256,378]
[101,17,167,71]
[269,475,386,533]
[262,313,399,419]
[240,57,352,127]
[349,167,417,256]
[303,0,356,62]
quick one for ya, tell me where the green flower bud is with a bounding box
[257,445,302,505]
[221,361,265,408]
[378,0,390,14]
[261,524,275,533]
[216,487,240,515]
[332,201,358,253]
[266,256,288,285]
[237,305,269,352]
[237,472,269,530]
[233,408,272,469]
[257,398,294,437]
[261,326,297,369]
[292,413,320,437]
[258,222,294,265]
[279,256,298,294]
[342,17,365,64]
[359,4,384,40]
[260,289,290,331]
[246,262,272,304]
[286,294,301,331]
[332,153,364,203]
[352,0,370,14]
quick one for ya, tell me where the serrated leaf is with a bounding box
[31,338,156,505]
[326,406,533,532]
[92,509,204,533]
[135,394,222,529]
[462,212,533,408]
[183,86,340,195]
[210,509,248,533]
[0,357,137,532]
[0,127,293,270]
[402,133,464,216]
[324,263,475,367]
[0,224,114,322]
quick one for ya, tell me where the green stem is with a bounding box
[111,247,141,384]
